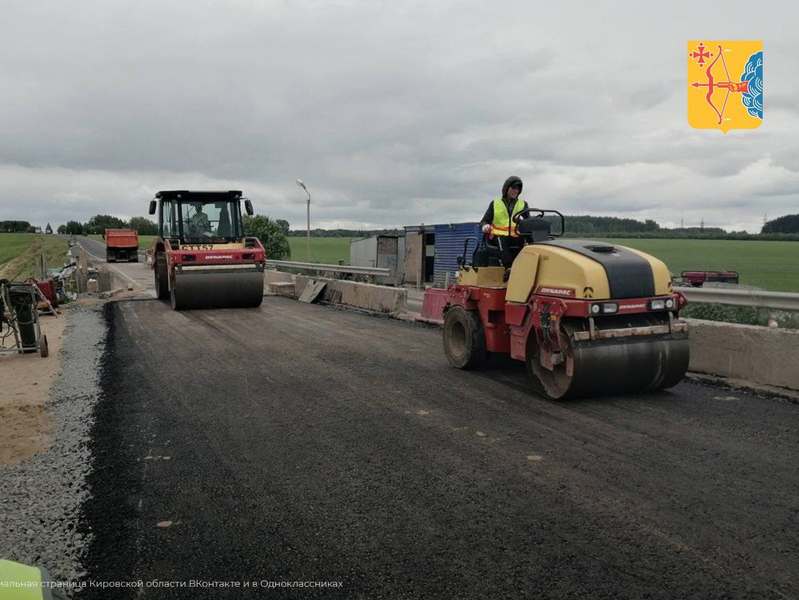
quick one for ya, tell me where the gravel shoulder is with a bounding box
[0,303,107,594]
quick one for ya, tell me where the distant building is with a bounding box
[349,222,484,287]
[404,222,481,287]
[403,225,435,286]
[349,234,405,286]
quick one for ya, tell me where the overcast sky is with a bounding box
[1,0,796,232]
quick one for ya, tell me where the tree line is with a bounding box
[10,211,799,242]
[288,213,799,238]
[288,228,403,238]
[762,214,799,234]
[0,220,35,232]
[56,214,160,235]
[52,213,293,260]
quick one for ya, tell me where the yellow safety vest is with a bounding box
[491,197,525,237]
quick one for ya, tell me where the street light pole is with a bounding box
[296,179,311,260]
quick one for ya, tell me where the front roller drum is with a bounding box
[170,267,264,310]
[528,329,690,400]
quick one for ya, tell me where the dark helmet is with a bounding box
[502,176,523,198]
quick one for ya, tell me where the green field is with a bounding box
[0,234,69,280]
[287,236,799,291]
[288,236,355,263]
[601,238,799,292]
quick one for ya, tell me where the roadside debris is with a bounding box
[298,279,327,303]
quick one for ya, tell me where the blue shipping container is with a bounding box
[433,222,481,288]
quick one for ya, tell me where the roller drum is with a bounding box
[170,267,264,310]
[529,329,689,400]
[568,335,689,398]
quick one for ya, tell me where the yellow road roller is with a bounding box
[424,208,690,400]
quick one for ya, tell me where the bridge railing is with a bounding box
[265,260,390,278]
[263,262,799,312]
[676,286,799,312]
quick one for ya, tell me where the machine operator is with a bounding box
[480,175,529,268]
[188,203,212,236]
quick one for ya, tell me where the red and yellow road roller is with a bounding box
[429,208,689,399]
[148,190,266,310]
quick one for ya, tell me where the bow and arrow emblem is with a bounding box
[690,44,749,125]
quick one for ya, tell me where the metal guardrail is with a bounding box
[265,260,390,277]
[676,286,799,312]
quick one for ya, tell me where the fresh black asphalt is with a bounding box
[80,297,799,599]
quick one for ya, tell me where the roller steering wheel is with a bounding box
[512,207,544,224]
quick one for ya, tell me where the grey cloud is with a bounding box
[0,0,797,233]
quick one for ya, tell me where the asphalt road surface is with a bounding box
[82,297,799,599]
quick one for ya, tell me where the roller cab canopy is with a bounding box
[152,190,252,244]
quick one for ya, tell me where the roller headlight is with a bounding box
[650,299,666,310]
[665,298,675,309]
[591,303,601,314]
[602,303,618,314]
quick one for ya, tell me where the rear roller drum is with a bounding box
[443,306,486,369]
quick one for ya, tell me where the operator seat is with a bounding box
[472,239,503,267]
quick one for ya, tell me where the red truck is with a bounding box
[104,228,139,262]
[679,270,739,287]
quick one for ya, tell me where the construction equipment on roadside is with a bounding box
[33,278,59,311]
[424,208,689,400]
[148,190,266,310]
[677,270,739,287]
[0,280,49,358]
[27,279,58,317]
[103,228,140,263]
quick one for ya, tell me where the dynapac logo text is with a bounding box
[619,303,647,310]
